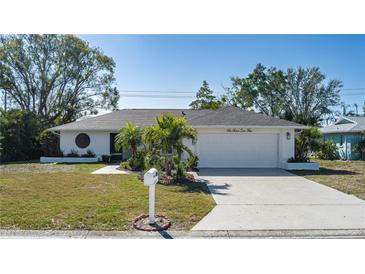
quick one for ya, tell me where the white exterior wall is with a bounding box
[278,128,295,166]
[59,127,296,168]
[60,131,112,156]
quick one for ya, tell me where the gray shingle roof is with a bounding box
[321,116,365,134]
[49,107,306,131]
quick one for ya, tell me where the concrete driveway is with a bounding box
[192,168,365,230]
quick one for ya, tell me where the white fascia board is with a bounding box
[193,125,309,129]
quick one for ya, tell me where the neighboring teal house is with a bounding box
[321,116,365,160]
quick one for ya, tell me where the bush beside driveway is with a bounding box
[0,163,215,231]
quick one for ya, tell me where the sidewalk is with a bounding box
[1,229,365,239]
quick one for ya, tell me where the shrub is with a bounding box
[144,149,164,171]
[120,161,130,170]
[122,150,145,171]
[102,155,111,163]
[187,154,199,171]
[173,161,186,182]
[288,157,300,163]
[37,130,59,157]
[353,140,365,160]
[295,128,322,162]
[130,150,145,170]
[81,149,96,158]
[317,141,339,160]
[66,149,79,157]
[0,110,42,162]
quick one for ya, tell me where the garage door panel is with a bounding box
[197,133,278,168]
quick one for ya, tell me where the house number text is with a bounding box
[226,128,253,133]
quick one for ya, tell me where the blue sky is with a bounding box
[81,35,365,114]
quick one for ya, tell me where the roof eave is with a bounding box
[49,125,308,131]
[188,125,308,129]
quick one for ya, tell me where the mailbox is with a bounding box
[144,168,159,224]
[144,168,158,186]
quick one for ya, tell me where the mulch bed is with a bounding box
[137,172,197,185]
[133,214,171,231]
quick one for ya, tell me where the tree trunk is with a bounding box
[131,141,137,157]
[165,154,172,176]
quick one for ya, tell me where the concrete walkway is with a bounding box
[91,165,131,174]
[192,168,365,230]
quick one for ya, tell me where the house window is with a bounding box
[75,133,90,148]
[340,135,343,146]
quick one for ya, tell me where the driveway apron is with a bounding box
[192,168,365,230]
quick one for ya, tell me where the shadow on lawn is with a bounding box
[165,180,230,196]
[291,167,360,176]
[169,181,212,194]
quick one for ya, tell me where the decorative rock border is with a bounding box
[133,214,171,231]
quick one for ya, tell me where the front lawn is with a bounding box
[0,163,215,231]
[291,159,365,200]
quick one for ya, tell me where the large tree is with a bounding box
[189,80,223,110]
[0,35,119,126]
[229,64,286,117]
[284,67,342,125]
[229,64,342,126]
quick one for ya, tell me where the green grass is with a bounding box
[291,159,365,200]
[0,163,215,231]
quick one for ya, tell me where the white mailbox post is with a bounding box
[144,168,159,224]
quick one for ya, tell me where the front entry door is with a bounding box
[110,133,122,154]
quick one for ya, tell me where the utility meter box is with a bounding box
[144,168,158,186]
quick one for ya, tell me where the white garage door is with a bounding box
[197,133,279,168]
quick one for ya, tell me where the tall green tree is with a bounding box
[284,67,342,125]
[229,64,342,126]
[190,81,223,110]
[229,64,286,117]
[0,35,119,126]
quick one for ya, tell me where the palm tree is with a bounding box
[341,102,356,116]
[143,114,197,176]
[115,121,142,157]
[354,103,358,115]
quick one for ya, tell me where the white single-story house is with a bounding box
[48,107,306,168]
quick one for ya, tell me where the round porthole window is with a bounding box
[75,133,90,148]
